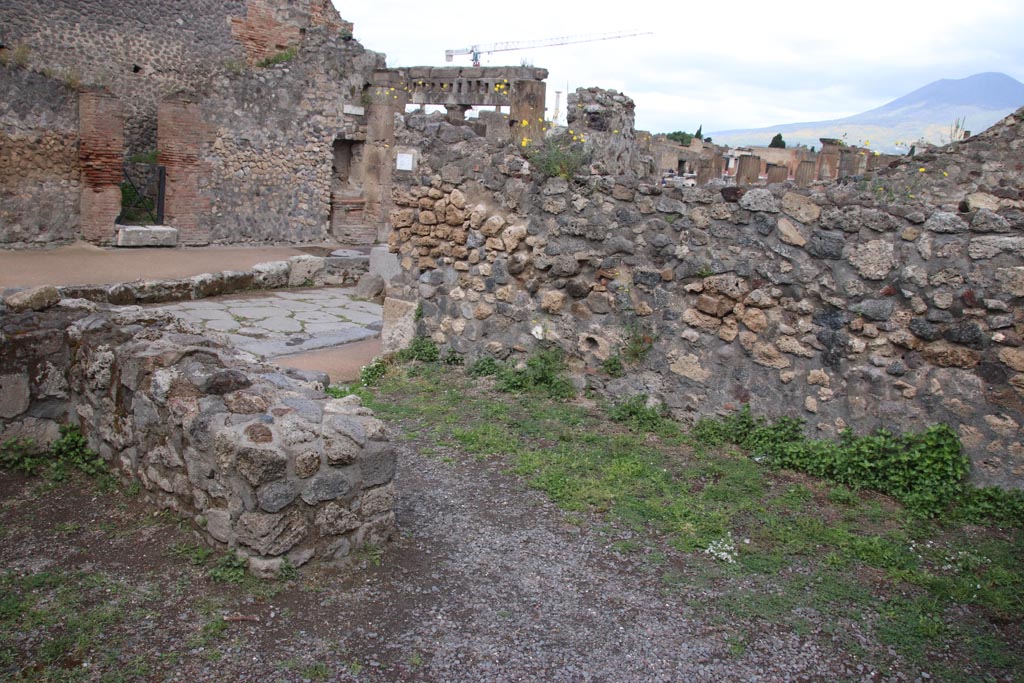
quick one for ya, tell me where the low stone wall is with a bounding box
[383,101,1024,490]
[46,253,369,306]
[0,303,394,575]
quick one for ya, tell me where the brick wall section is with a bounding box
[78,91,123,244]
[158,98,212,245]
[229,0,348,65]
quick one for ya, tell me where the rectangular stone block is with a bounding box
[115,225,179,247]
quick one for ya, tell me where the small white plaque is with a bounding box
[342,104,365,116]
[396,153,414,171]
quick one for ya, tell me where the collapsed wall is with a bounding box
[384,92,1024,489]
[0,302,395,575]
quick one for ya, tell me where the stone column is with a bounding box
[735,154,761,186]
[510,79,546,147]
[766,163,788,184]
[79,91,123,245]
[794,160,816,187]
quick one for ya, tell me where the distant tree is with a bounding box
[769,133,786,149]
[695,125,703,141]
[704,137,711,143]
[810,145,816,153]
[666,131,694,145]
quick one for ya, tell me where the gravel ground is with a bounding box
[1,425,897,682]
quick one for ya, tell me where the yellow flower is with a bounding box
[942,171,948,177]
[521,119,529,127]
[521,137,531,147]
[613,129,619,134]
[918,167,926,173]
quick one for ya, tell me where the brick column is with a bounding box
[158,97,211,245]
[79,91,123,244]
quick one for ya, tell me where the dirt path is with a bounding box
[0,426,850,682]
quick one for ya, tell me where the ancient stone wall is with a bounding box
[0,0,248,156]
[0,303,395,575]
[172,30,385,244]
[383,97,1024,489]
[0,65,81,246]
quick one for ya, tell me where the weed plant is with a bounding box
[527,136,589,180]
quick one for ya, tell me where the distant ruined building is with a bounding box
[1,0,547,247]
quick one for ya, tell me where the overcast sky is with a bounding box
[333,0,1024,134]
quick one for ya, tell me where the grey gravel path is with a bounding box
[156,288,382,359]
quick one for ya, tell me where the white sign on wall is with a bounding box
[396,153,414,171]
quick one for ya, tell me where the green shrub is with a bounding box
[608,394,673,434]
[1,425,106,481]
[601,355,625,377]
[208,554,248,583]
[50,424,106,479]
[622,322,657,363]
[359,359,388,387]
[468,357,501,377]
[0,436,43,474]
[256,46,297,68]
[953,487,1024,526]
[692,406,969,517]
[527,136,590,180]
[497,348,574,399]
[397,336,439,363]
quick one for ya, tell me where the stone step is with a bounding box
[115,225,179,247]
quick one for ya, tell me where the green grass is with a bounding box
[357,362,1024,681]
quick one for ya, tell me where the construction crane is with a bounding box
[445,31,652,67]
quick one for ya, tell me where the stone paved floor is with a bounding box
[155,287,382,359]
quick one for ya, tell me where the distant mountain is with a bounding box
[707,72,1024,152]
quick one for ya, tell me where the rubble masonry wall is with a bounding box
[384,96,1024,489]
[0,305,395,575]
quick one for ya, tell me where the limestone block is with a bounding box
[848,240,895,280]
[540,290,567,313]
[752,342,791,369]
[389,208,415,228]
[738,189,779,213]
[288,255,325,287]
[235,446,288,487]
[315,501,361,534]
[301,467,356,505]
[968,236,1024,260]
[0,373,31,418]
[781,192,821,223]
[236,509,308,556]
[668,351,711,383]
[924,211,968,234]
[777,217,807,246]
[381,297,417,354]
[4,286,60,313]
[481,215,506,236]
[115,225,178,247]
[252,261,290,289]
[999,347,1024,372]
[205,508,235,544]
